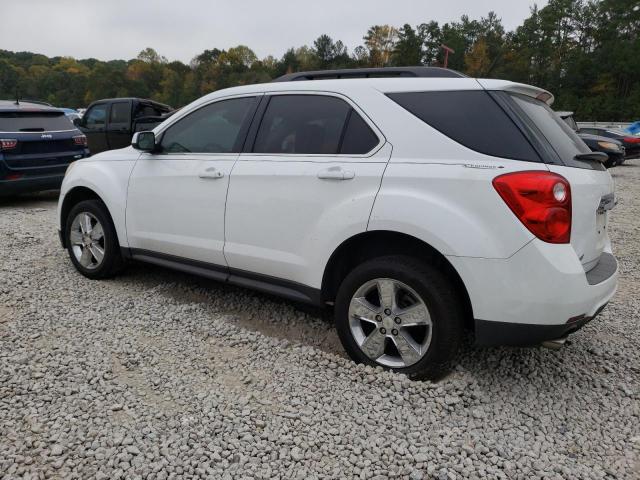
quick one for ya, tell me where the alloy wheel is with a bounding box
[69,212,105,270]
[348,278,433,368]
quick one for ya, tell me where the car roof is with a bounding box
[193,77,553,107]
[0,100,63,113]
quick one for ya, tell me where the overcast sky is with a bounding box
[1,0,548,63]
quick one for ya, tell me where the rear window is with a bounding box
[387,90,540,162]
[508,93,590,162]
[0,111,73,132]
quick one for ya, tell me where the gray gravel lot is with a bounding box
[1,165,639,480]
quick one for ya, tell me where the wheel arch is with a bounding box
[321,230,474,330]
[59,187,112,248]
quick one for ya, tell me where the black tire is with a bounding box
[65,199,124,279]
[334,255,464,380]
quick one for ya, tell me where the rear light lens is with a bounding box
[73,135,87,147]
[0,139,18,150]
[4,173,23,181]
[493,171,572,244]
[623,136,640,144]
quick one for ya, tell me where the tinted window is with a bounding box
[85,104,107,127]
[110,103,130,124]
[0,111,72,132]
[387,90,540,162]
[340,111,379,154]
[509,93,590,162]
[161,97,254,153]
[254,95,350,154]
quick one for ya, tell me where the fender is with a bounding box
[367,160,547,259]
[58,149,139,248]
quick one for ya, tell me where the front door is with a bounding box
[81,103,108,154]
[126,95,259,266]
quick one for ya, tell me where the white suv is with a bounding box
[57,67,618,379]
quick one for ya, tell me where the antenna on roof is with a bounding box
[15,88,20,106]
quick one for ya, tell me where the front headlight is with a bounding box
[597,141,619,151]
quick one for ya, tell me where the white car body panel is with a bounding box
[126,152,237,265]
[225,143,391,288]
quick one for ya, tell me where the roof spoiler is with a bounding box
[476,79,555,105]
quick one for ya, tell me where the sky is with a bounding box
[1,0,549,63]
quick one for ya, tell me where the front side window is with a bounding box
[253,95,351,154]
[85,104,107,128]
[160,97,255,154]
[387,90,541,162]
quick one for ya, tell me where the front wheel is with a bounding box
[334,255,464,380]
[65,199,124,279]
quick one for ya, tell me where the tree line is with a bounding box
[0,0,638,121]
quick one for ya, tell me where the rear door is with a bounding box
[106,100,132,150]
[224,93,389,287]
[507,93,614,271]
[81,103,109,154]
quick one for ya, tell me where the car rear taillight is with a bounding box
[623,136,640,144]
[492,171,571,244]
[72,135,87,147]
[4,173,23,181]
[0,139,18,151]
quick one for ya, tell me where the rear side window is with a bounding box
[0,111,72,132]
[160,97,255,154]
[387,91,540,162]
[340,111,380,154]
[109,102,131,125]
[509,93,590,162]
[253,95,350,154]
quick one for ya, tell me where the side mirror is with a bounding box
[73,117,82,127]
[132,131,158,152]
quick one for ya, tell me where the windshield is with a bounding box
[0,111,73,132]
[509,93,590,162]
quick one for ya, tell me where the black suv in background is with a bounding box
[75,98,173,154]
[0,101,89,196]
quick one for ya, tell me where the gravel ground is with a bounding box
[1,165,639,480]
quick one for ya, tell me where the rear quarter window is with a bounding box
[387,90,541,162]
[0,111,73,132]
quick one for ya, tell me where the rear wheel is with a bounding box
[334,255,464,380]
[65,200,123,279]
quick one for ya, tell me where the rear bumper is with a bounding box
[0,174,64,196]
[475,302,608,347]
[448,239,618,347]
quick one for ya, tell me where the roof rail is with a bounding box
[271,66,466,83]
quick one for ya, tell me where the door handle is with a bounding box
[198,167,225,179]
[317,167,355,180]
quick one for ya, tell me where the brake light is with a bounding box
[4,173,23,181]
[0,139,18,150]
[72,135,87,147]
[493,171,571,244]
[623,136,640,144]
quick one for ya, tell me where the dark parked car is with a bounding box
[558,112,625,168]
[579,126,640,160]
[74,98,173,154]
[0,101,89,196]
